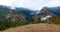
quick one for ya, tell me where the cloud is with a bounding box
[14,0,50,10]
[0,0,60,10]
[44,0,60,7]
[0,0,50,10]
[0,0,12,6]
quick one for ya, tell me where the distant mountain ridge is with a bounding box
[0,5,60,22]
[41,6,60,16]
[0,5,39,22]
[37,6,60,20]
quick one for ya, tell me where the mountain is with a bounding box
[1,5,60,22]
[0,6,26,22]
[15,7,38,21]
[45,7,60,15]
[0,5,39,22]
[39,7,56,17]
[40,6,60,16]
[37,6,60,20]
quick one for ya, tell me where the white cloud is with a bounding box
[0,0,12,6]
[0,0,60,10]
[44,0,60,7]
[14,0,50,10]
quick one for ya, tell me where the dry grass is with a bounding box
[44,16,60,24]
[1,23,60,32]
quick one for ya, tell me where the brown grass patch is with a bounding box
[1,23,60,32]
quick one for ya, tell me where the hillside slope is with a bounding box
[44,16,60,24]
[2,23,60,32]
[0,5,39,22]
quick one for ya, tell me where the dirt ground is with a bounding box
[1,23,60,32]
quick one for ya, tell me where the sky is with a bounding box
[0,0,60,10]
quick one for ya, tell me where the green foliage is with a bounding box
[0,20,27,30]
[0,18,42,30]
[0,24,6,30]
[0,21,28,30]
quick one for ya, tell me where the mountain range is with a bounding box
[0,5,60,22]
[0,5,40,22]
[38,7,60,20]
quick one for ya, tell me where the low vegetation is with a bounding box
[0,19,42,30]
[44,16,60,25]
[0,16,60,30]
[3,23,60,32]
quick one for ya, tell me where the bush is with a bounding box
[0,24,6,30]
[0,19,42,30]
[0,20,30,30]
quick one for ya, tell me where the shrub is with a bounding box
[0,19,42,30]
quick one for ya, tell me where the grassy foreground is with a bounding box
[2,23,60,32]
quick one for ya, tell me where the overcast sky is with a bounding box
[0,0,60,10]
